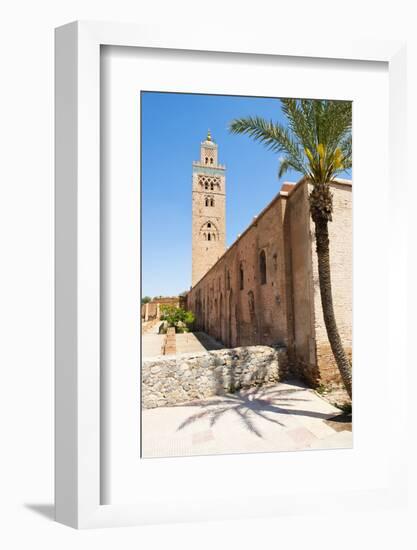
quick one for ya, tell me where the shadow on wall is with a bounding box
[203,345,289,397]
[205,345,290,410]
[219,346,288,393]
[192,331,225,351]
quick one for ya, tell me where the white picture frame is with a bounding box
[55,21,407,529]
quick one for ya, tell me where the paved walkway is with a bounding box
[142,321,164,358]
[141,380,352,458]
[142,319,160,334]
[175,331,224,354]
[142,329,224,358]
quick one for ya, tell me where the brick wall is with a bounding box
[188,191,289,350]
[187,178,352,389]
[310,181,352,385]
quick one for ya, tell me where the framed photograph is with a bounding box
[55,21,407,528]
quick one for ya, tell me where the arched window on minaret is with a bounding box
[208,233,211,241]
[205,198,209,207]
[210,198,215,207]
[212,233,216,241]
[205,157,209,164]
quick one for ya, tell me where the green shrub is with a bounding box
[160,305,196,331]
[333,401,352,415]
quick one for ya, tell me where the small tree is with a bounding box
[141,296,151,305]
[160,305,195,332]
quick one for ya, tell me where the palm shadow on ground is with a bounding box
[175,384,336,439]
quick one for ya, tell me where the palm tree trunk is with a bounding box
[314,217,352,398]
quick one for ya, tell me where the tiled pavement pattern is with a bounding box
[141,380,352,458]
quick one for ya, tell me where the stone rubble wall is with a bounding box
[142,345,288,409]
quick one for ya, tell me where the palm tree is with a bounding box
[229,99,352,398]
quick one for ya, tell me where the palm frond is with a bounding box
[280,99,317,153]
[229,116,308,176]
[229,99,352,185]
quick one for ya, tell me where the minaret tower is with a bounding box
[191,131,226,286]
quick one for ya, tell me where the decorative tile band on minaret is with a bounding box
[191,131,226,287]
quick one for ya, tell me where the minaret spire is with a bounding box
[191,131,226,286]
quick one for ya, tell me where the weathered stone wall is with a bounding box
[310,181,352,385]
[188,191,289,350]
[285,182,318,385]
[285,179,352,386]
[142,345,288,409]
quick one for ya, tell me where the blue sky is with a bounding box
[141,92,349,298]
